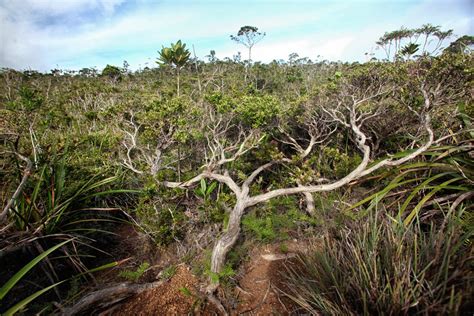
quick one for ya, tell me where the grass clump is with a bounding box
[119,261,150,281]
[283,208,473,315]
[160,265,177,280]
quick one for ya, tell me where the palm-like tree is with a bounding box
[400,43,420,60]
[157,40,191,97]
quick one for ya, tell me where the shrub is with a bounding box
[235,95,281,128]
[101,65,121,81]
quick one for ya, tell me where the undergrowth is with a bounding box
[283,207,473,315]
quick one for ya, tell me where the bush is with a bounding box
[101,64,122,81]
[235,95,281,128]
[283,209,473,315]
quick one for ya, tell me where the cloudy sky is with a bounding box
[0,0,472,71]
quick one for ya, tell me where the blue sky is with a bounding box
[0,0,472,71]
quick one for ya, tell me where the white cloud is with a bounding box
[0,0,471,71]
[1,0,124,17]
[0,0,354,70]
[220,35,356,63]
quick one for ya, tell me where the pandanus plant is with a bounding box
[157,40,191,97]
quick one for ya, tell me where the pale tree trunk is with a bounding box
[245,47,252,84]
[192,45,202,96]
[1,153,33,223]
[176,68,180,97]
[209,197,247,276]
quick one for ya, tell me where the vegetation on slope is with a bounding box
[0,24,472,314]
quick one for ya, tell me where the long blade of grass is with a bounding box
[399,172,453,216]
[0,238,72,300]
[3,280,66,316]
[348,175,420,211]
[403,177,463,226]
[75,258,131,278]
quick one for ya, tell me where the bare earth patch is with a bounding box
[115,265,200,315]
[93,229,311,315]
[232,242,304,315]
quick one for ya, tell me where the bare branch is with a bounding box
[1,152,33,223]
[243,161,281,188]
[119,111,174,176]
[247,85,432,207]
[164,170,241,196]
[247,119,372,207]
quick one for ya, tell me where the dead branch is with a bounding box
[205,118,264,168]
[60,281,163,316]
[120,111,175,176]
[1,152,33,223]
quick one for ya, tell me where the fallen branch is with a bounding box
[60,281,163,316]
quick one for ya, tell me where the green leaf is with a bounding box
[0,239,72,300]
[179,286,193,297]
[3,280,66,316]
[206,182,217,196]
[403,177,462,226]
[398,172,452,216]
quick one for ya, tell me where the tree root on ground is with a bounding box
[207,292,228,316]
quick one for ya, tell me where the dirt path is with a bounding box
[90,225,307,315]
[232,243,301,315]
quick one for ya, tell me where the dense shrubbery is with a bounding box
[0,34,472,313]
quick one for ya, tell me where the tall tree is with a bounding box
[230,26,266,81]
[157,40,191,97]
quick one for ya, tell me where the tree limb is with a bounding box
[1,152,33,223]
[60,281,163,316]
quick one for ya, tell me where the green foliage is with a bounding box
[6,85,44,112]
[230,25,266,57]
[101,64,122,80]
[205,92,235,113]
[143,97,198,143]
[284,209,473,315]
[205,93,282,127]
[0,29,471,314]
[400,42,420,59]
[348,144,473,224]
[179,286,193,297]
[7,161,129,236]
[160,265,177,280]
[19,86,44,111]
[0,239,72,301]
[242,214,278,241]
[319,146,362,178]
[242,196,315,242]
[157,40,191,68]
[119,261,150,281]
[134,196,186,245]
[376,24,453,60]
[0,240,72,315]
[236,95,281,128]
[194,179,217,200]
[445,35,474,54]
[207,264,235,284]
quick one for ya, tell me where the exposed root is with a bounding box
[207,292,228,316]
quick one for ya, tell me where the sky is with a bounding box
[0,0,472,71]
